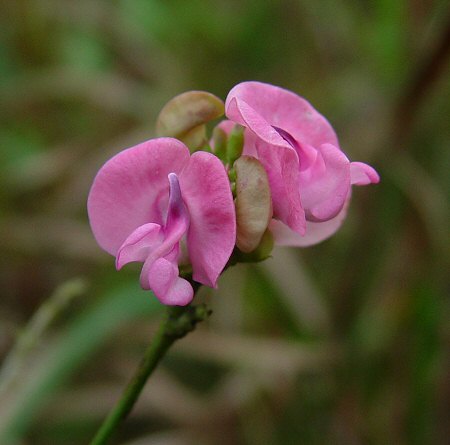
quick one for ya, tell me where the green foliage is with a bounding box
[0,280,162,444]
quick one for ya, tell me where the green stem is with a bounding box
[89,303,211,445]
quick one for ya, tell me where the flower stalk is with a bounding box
[90,300,211,445]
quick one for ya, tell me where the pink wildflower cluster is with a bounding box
[88,81,379,306]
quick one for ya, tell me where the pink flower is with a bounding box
[88,138,236,305]
[225,81,379,246]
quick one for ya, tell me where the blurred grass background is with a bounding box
[0,1,449,444]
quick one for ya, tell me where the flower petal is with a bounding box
[300,143,351,221]
[179,151,236,287]
[165,173,190,245]
[226,90,305,234]
[87,138,190,255]
[148,257,194,306]
[132,175,189,290]
[226,81,338,148]
[255,139,306,234]
[270,198,349,247]
[115,223,163,270]
[226,96,293,149]
[350,162,380,185]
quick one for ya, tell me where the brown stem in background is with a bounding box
[393,12,450,146]
[332,11,450,330]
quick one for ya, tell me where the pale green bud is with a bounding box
[156,91,224,151]
[234,155,273,253]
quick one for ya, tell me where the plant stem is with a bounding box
[90,303,211,445]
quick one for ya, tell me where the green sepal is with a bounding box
[228,229,274,265]
[226,124,244,165]
[212,126,227,161]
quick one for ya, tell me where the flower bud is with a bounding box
[234,155,272,253]
[156,91,225,150]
